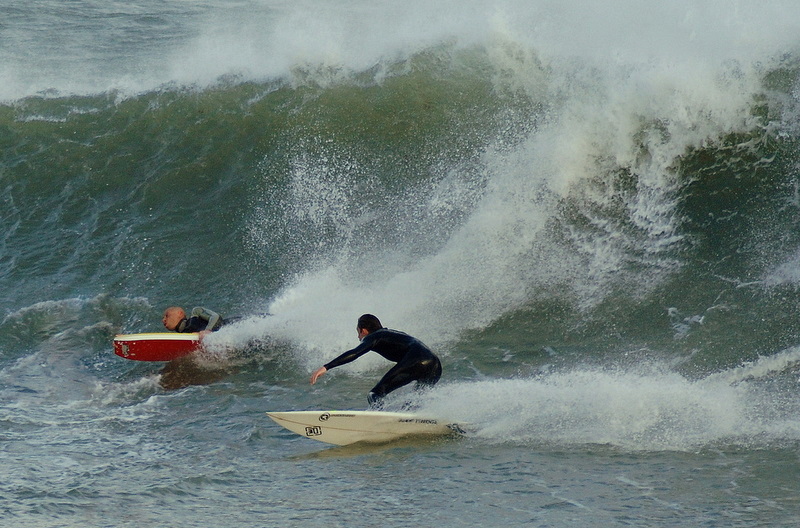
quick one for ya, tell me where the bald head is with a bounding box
[162,306,186,330]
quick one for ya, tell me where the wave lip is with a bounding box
[3,1,799,101]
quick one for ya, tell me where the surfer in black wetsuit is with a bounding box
[162,306,225,337]
[310,314,442,408]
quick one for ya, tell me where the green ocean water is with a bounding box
[4,1,800,527]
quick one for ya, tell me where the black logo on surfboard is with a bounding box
[305,426,323,437]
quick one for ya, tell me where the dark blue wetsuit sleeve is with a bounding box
[324,334,376,370]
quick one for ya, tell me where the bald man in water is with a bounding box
[159,306,231,390]
[162,306,224,337]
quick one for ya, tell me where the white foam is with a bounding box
[416,359,800,450]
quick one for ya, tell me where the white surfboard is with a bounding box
[266,410,466,446]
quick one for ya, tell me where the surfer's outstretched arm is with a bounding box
[310,366,327,384]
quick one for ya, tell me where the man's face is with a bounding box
[162,309,185,330]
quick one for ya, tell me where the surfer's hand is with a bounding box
[198,330,211,341]
[310,366,327,385]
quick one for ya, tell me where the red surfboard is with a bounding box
[113,332,201,361]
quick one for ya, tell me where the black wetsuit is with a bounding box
[175,307,226,333]
[177,317,220,333]
[324,328,442,405]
